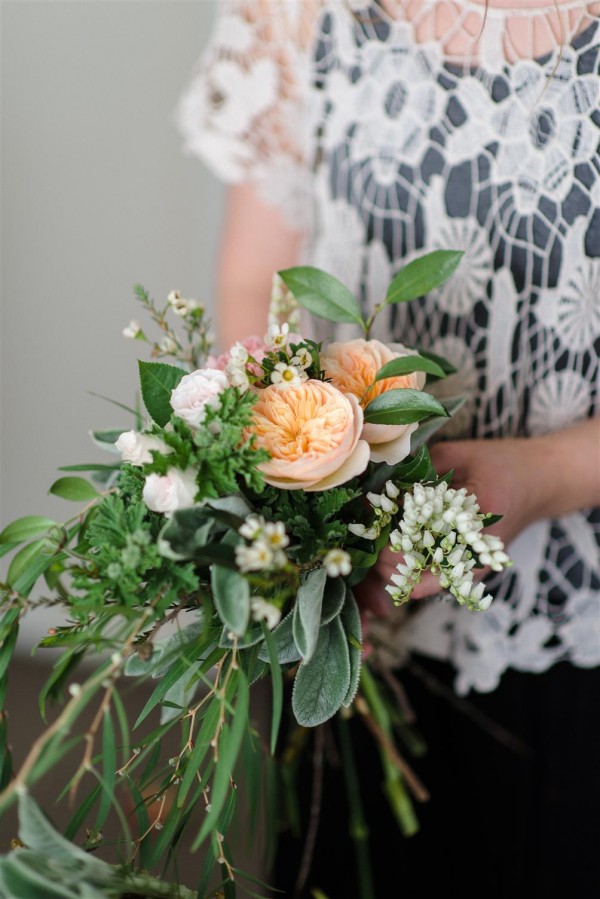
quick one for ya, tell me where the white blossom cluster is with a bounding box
[167,289,204,318]
[348,480,400,540]
[235,515,289,573]
[250,597,281,629]
[387,482,511,612]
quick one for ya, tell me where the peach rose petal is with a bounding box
[250,381,369,491]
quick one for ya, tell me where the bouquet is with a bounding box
[0,251,510,899]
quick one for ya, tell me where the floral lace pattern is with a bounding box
[179,0,600,694]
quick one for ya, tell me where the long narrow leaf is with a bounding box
[261,623,283,755]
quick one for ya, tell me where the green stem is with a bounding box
[359,667,419,837]
[336,715,375,899]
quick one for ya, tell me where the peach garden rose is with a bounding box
[321,338,426,465]
[250,380,370,491]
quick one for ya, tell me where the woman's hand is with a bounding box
[357,419,600,623]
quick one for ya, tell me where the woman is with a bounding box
[178,2,600,895]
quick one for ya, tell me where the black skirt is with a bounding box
[271,656,600,899]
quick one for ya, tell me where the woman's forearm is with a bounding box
[526,417,600,520]
[216,184,303,348]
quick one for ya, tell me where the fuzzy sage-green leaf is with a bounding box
[292,567,328,661]
[292,617,351,727]
[211,564,250,637]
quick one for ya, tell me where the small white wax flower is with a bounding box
[170,368,229,428]
[115,431,171,466]
[159,335,177,354]
[263,521,289,550]
[229,342,249,363]
[239,514,266,541]
[265,322,290,349]
[142,468,197,515]
[323,549,352,577]
[122,319,141,339]
[290,347,312,369]
[270,363,306,389]
[168,290,196,316]
[235,541,274,572]
[348,523,366,537]
[250,597,281,630]
[225,362,250,391]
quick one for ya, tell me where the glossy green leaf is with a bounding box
[138,360,185,427]
[374,355,446,382]
[364,388,449,425]
[0,516,58,545]
[415,347,458,376]
[278,266,364,326]
[292,567,327,661]
[292,617,351,727]
[48,477,100,502]
[211,565,250,637]
[409,394,466,452]
[386,250,464,304]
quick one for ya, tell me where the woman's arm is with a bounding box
[216,184,304,348]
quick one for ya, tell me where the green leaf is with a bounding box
[193,670,250,849]
[292,617,351,727]
[341,589,362,707]
[58,463,120,473]
[364,389,449,425]
[219,622,264,649]
[96,710,117,829]
[138,360,185,427]
[292,567,328,661]
[410,394,466,452]
[0,516,58,545]
[261,623,283,755]
[134,645,203,728]
[415,348,457,377]
[211,565,250,637]
[6,540,55,595]
[159,508,214,559]
[257,611,301,665]
[17,792,109,873]
[321,577,347,625]
[48,477,100,502]
[385,250,464,304]
[278,266,364,327]
[374,355,446,382]
[0,617,19,681]
[177,697,221,808]
[90,428,125,452]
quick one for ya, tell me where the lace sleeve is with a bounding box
[177,0,318,224]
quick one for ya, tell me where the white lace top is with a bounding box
[178,0,600,695]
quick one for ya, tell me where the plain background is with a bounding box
[1,0,223,649]
[0,3,271,884]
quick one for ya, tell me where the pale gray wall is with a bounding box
[1,0,222,647]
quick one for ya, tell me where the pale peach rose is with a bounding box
[249,380,370,491]
[321,339,426,466]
